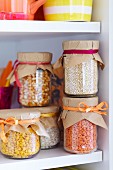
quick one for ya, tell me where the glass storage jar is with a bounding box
[62,96,99,154]
[39,106,60,149]
[63,41,104,97]
[9,52,53,107]
[0,108,48,159]
[1,127,40,159]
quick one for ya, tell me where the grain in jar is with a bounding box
[62,97,108,154]
[38,106,60,149]
[63,41,104,97]
[1,127,40,159]
[9,52,53,107]
[0,108,48,159]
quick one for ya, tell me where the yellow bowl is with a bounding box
[43,0,93,21]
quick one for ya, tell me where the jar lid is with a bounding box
[63,96,98,107]
[18,52,52,62]
[0,108,41,120]
[25,106,59,114]
[63,40,99,50]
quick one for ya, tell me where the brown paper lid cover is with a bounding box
[63,97,98,107]
[0,108,41,120]
[63,40,99,50]
[62,97,107,129]
[18,52,52,62]
[35,106,59,114]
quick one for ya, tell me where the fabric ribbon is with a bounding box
[41,112,56,118]
[63,49,98,55]
[63,102,108,115]
[14,60,51,87]
[0,117,39,143]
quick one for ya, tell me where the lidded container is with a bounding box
[39,106,60,149]
[0,0,46,20]
[63,41,104,97]
[9,52,53,107]
[62,96,108,154]
[0,108,49,159]
[43,0,93,21]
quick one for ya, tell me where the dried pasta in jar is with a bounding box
[0,108,49,159]
[9,52,53,107]
[63,40,104,97]
[62,97,108,154]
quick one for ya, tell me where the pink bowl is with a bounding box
[0,85,13,109]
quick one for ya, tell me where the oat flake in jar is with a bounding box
[39,106,60,149]
[0,108,49,159]
[9,52,53,107]
[62,97,108,154]
[63,41,104,97]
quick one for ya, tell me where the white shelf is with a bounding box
[0,20,100,33]
[0,148,102,170]
[0,20,100,40]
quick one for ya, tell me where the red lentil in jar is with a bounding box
[62,97,101,154]
[65,120,97,153]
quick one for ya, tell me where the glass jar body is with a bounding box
[41,127,60,149]
[41,116,60,149]
[64,119,97,154]
[0,127,40,159]
[19,69,51,107]
[64,60,98,97]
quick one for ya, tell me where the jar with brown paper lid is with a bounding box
[62,96,108,154]
[0,108,49,159]
[39,106,60,149]
[63,40,104,97]
[9,52,53,107]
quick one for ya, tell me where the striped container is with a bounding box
[43,0,93,21]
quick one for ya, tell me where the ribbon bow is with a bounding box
[0,117,39,143]
[63,102,108,115]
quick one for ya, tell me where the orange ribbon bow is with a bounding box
[63,102,108,115]
[0,117,39,143]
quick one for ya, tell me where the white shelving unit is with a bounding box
[0,148,102,170]
[0,21,102,168]
[0,21,100,41]
[0,0,112,170]
[0,21,100,33]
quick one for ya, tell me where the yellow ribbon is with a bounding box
[41,112,56,118]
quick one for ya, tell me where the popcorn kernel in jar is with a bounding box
[19,69,51,107]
